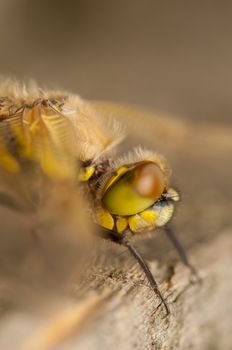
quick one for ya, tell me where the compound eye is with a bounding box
[134,163,165,199]
[102,162,165,216]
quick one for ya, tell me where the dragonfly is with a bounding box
[0,79,197,318]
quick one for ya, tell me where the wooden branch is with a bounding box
[0,107,231,350]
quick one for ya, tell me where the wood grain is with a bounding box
[0,105,231,350]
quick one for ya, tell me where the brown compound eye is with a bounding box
[102,161,166,216]
[134,162,165,200]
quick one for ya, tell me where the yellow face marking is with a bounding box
[140,209,158,223]
[96,208,114,230]
[128,215,141,232]
[128,214,156,233]
[116,217,128,233]
[128,205,174,233]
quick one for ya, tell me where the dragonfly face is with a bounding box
[82,150,180,235]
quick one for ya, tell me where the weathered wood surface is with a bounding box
[0,105,231,350]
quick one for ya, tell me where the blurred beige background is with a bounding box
[0,0,232,123]
[0,2,232,349]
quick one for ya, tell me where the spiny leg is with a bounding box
[164,225,199,280]
[96,226,170,317]
[120,238,170,317]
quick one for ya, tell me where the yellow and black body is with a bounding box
[81,154,180,236]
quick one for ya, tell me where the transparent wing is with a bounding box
[90,101,199,153]
[0,105,92,310]
[63,97,125,161]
